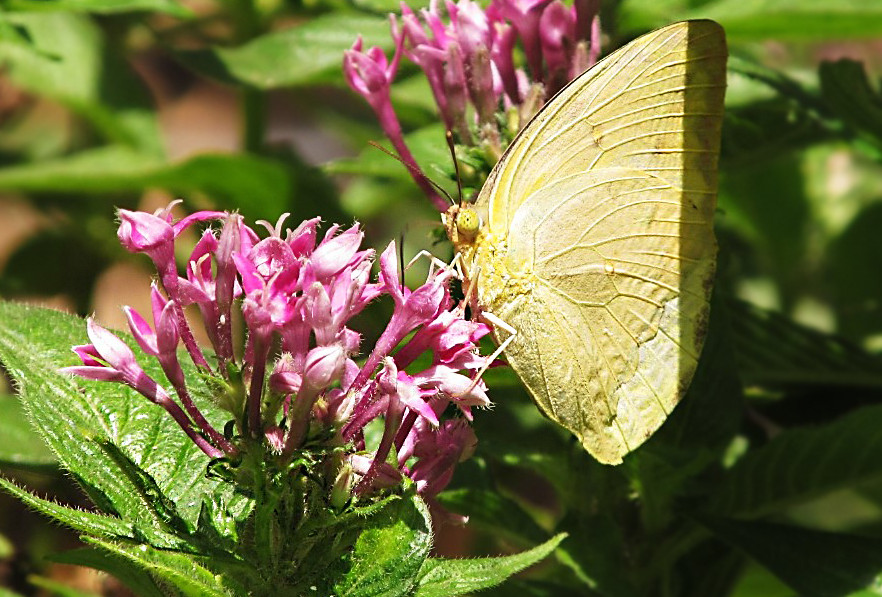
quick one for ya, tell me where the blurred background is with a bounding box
[2,0,882,594]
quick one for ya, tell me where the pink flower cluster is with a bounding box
[63,203,491,509]
[344,0,601,211]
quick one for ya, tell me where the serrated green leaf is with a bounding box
[700,516,882,597]
[0,394,56,467]
[728,298,882,390]
[710,403,882,517]
[0,302,251,532]
[50,547,165,597]
[3,0,190,16]
[0,146,289,219]
[93,440,206,549]
[334,494,433,597]
[0,13,161,154]
[85,537,246,597]
[0,476,137,540]
[415,533,566,597]
[174,13,392,89]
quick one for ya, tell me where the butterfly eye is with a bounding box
[456,208,481,240]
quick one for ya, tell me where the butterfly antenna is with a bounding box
[367,141,455,206]
[445,130,464,206]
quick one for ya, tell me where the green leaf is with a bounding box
[615,0,702,34]
[27,577,100,597]
[0,13,162,153]
[3,0,190,16]
[174,13,392,89]
[92,440,202,548]
[50,547,165,597]
[436,488,549,545]
[334,494,433,597]
[0,146,289,219]
[553,515,636,597]
[720,57,835,169]
[700,516,882,597]
[828,202,882,340]
[327,123,453,182]
[85,537,246,597]
[727,298,882,390]
[0,394,56,467]
[0,302,251,531]
[415,533,567,597]
[692,0,882,40]
[0,589,26,597]
[709,403,882,517]
[0,476,138,540]
[820,59,882,149]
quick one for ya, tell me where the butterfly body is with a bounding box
[446,21,727,464]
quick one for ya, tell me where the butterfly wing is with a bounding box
[474,20,726,463]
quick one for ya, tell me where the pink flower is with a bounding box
[347,0,603,212]
[70,206,493,509]
[402,417,477,512]
[490,0,554,81]
[539,0,577,93]
[62,319,227,458]
[344,37,447,212]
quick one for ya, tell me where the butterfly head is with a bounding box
[444,204,482,247]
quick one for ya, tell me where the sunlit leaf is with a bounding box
[0,146,289,219]
[334,495,433,597]
[174,13,392,89]
[0,394,56,467]
[415,534,566,597]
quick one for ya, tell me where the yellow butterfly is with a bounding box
[445,20,727,464]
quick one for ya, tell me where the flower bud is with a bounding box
[270,353,303,395]
[117,209,173,254]
[303,344,346,393]
[330,462,355,510]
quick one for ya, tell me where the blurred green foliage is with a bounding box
[3,0,882,595]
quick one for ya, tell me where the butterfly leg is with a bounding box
[405,250,456,277]
[474,310,517,377]
[451,308,518,402]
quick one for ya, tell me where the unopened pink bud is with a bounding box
[311,225,364,279]
[270,353,303,395]
[303,344,346,392]
[117,209,173,254]
[349,454,402,489]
